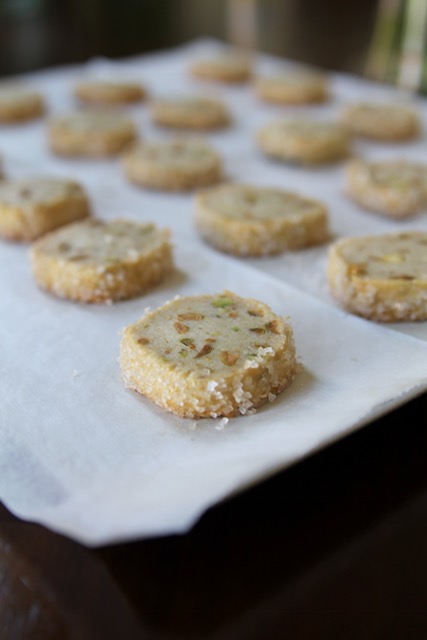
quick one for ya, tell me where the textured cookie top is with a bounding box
[151,97,228,119]
[197,184,322,221]
[264,119,347,140]
[127,291,291,377]
[347,159,427,190]
[0,177,85,207]
[34,219,169,264]
[50,111,136,134]
[124,140,220,169]
[334,232,427,281]
[74,79,145,101]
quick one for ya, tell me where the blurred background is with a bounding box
[0,0,426,91]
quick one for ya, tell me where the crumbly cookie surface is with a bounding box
[120,291,297,418]
[0,84,44,122]
[327,232,427,321]
[341,102,419,141]
[190,53,251,83]
[74,80,146,104]
[254,71,328,104]
[195,183,329,256]
[30,219,173,303]
[346,159,427,218]
[48,111,137,157]
[0,177,90,242]
[257,119,350,164]
[122,139,222,191]
[150,97,229,130]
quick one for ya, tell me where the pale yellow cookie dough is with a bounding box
[74,79,146,105]
[346,159,427,218]
[341,103,419,141]
[48,111,137,157]
[150,97,230,130]
[0,177,90,242]
[31,219,173,304]
[254,71,329,104]
[122,139,222,191]
[190,52,252,83]
[195,183,329,256]
[327,232,427,321]
[257,119,350,164]
[120,291,297,418]
[0,85,44,123]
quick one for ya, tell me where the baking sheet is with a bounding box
[1,40,427,545]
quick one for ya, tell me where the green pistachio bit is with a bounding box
[180,338,195,346]
[179,349,188,357]
[232,326,240,332]
[245,353,257,360]
[212,296,233,308]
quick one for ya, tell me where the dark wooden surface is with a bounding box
[1,391,427,640]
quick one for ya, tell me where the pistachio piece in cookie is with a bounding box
[327,232,427,321]
[48,111,137,157]
[0,177,90,242]
[195,183,329,256]
[30,219,173,303]
[122,139,222,191]
[120,291,297,418]
[346,159,427,218]
[257,119,350,164]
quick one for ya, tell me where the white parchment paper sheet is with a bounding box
[1,41,427,545]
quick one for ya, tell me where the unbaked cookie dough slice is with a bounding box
[150,97,230,130]
[195,183,329,256]
[257,119,350,164]
[0,84,44,123]
[341,103,419,141]
[190,52,252,83]
[327,232,427,321]
[74,79,146,105]
[254,71,329,104]
[122,139,222,191]
[0,177,90,242]
[346,159,427,218]
[31,219,173,304]
[120,291,297,418]
[48,111,137,157]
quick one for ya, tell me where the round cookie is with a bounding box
[257,119,350,164]
[30,219,173,304]
[194,183,329,256]
[74,79,146,105]
[254,71,328,104]
[190,52,251,83]
[120,290,297,418]
[150,97,229,130]
[48,111,137,158]
[326,232,427,322]
[0,177,90,242]
[341,103,419,141]
[0,84,44,123]
[122,139,222,191]
[346,159,427,218]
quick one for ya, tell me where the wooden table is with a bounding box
[1,392,427,640]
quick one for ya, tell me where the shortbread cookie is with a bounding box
[31,219,173,303]
[341,103,419,141]
[74,79,146,105]
[0,85,44,123]
[195,183,329,256]
[122,139,222,191]
[48,111,137,157]
[190,52,251,83]
[327,232,427,321]
[150,97,229,130]
[120,291,297,418]
[257,119,350,164]
[346,159,427,218]
[254,71,328,104]
[0,178,90,242]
